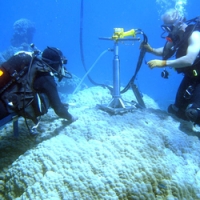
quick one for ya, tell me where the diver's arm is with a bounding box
[166,31,200,68]
[151,47,164,56]
[152,41,174,56]
[33,75,73,121]
[140,43,164,56]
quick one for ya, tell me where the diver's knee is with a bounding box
[168,104,179,114]
[168,104,188,120]
[185,104,200,123]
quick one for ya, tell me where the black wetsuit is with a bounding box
[167,25,200,123]
[0,64,72,121]
[172,75,200,121]
[0,101,9,119]
[33,72,72,121]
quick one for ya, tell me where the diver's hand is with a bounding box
[140,42,154,53]
[63,115,78,125]
[69,116,78,123]
[147,60,166,69]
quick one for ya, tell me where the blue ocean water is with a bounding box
[0,0,199,110]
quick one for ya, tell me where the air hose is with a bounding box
[73,49,110,94]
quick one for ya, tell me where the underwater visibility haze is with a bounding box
[0,0,200,199]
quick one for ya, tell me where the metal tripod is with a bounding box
[97,38,141,114]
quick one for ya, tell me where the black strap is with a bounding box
[121,31,148,94]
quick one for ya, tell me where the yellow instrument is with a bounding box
[112,28,136,40]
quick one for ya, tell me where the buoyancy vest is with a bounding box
[0,51,50,123]
[175,25,200,76]
[163,24,200,77]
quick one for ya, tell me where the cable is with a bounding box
[79,0,112,92]
[120,31,148,94]
[79,0,147,97]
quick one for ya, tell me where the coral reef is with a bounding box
[0,87,200,199]
[11,18,35,47]
[0,18,35,64]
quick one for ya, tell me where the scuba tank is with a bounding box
[0,52,32,94]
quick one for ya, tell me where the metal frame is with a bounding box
[97,38,140,114]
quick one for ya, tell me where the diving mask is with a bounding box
[61,56,68,65]
[161,15,185,33]
[161,25,174,32]
[56,65,72,81]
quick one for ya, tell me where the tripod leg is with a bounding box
[131,83,146,108]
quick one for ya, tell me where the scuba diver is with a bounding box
[0,46,78,132]
[140,8,200,130]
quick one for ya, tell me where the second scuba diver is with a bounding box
[140,8,200,131]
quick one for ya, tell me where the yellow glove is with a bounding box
[140,43,154,53]
[147,60,166,69]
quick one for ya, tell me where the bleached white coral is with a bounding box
[1,87,200,199]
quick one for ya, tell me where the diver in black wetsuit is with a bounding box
[140,8,200,130]
[0,46,77,124]
[33,73,74,122]
[36,47,77,122]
